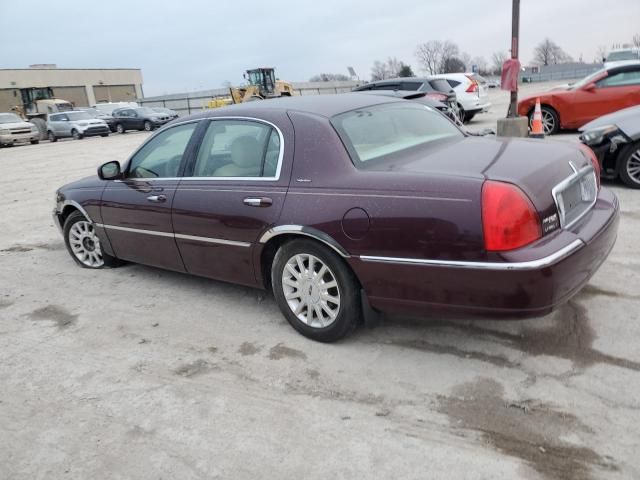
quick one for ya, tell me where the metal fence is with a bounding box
[520,66,601,83]
[138,81,359,117]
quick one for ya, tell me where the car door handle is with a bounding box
[147,194,167,203]
[243,197,272,207]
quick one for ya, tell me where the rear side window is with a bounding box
[430,79,454,91]
[191,120,281,178]
[597,69,640,87]
[331,103,463,165]
[49,114,61,121]
[373,83,400,90]
[400,81,422,91]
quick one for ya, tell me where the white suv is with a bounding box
[431,73,491,123]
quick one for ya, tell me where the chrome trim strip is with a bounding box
[95,223,250,247]
[96,223,174,238]
[288,191,472,202]
[551,165,598,230]
[259,225,350,258]
[53,200,95,233]
[174,233,250,247]
[359,239,585,271]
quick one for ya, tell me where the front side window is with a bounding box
[331,103,463,165]
[128,122,198,178]
[192,120,280,178]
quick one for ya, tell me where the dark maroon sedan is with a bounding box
[53,94,619,342]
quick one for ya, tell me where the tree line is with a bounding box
[308,34,640,82]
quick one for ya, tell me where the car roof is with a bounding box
[183,93,403,120]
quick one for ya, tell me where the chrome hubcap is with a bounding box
[282,254,340,328]
[627,149,640,183]
[541,111,555,134]
[69,221,103,267]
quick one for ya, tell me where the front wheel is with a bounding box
[71,129,83,140]
[271,239,361,342]
[619,142,640,189]
[143,121,153,131]
[63,211,120,269]
[529,105,559,135]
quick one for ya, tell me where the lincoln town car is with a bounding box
[53,94,619,342]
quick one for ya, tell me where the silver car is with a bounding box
[47,111,110,142]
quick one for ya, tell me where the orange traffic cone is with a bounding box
[530,98,545,139]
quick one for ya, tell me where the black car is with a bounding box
[355,90,462,125]
[152,107,179,120]
[77,107,117,132]
[580,105,640,189]
[112,107,171,133]
[353,77,459,120]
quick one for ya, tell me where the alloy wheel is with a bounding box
[68,221,104,267]
[541,110,555,135]
[144,121,152,131]
[627,148,640,185]
[281,253,341,328]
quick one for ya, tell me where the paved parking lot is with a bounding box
[1,88,640,479]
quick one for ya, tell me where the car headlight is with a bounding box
[580,124,619,146]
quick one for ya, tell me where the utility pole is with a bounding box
[509,0,520,118]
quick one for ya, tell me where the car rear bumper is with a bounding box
[351,188,619,318]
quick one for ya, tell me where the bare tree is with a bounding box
[472,56,489,75]
[370,57,406,81]
[309,73,350,82]
[491,51,508,75]
[533,38,573,66]
[441,41,460,71]
[415,40,443,75]
[443,57,466,73]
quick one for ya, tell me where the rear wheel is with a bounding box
[143,121,153,131]
[63,211,119,269]
[457,104,466,123]
[100,132,109,137]
[464,111,476,122]
[619,142,640,189]
[48,131,57,143]
[30,139,39,145]
[116,123,125,134]
[271,239,361,342]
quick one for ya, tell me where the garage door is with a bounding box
[93,84,137,103]
[52,86,89,108]
[0,88,21,113]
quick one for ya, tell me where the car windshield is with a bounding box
[138,107,158,115]
[66,111,92,120]
[607,51,640,62]
[571,69,607,90]
[0,113,23,124]
[331,103,463,165]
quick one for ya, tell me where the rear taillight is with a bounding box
[577,144,601,190]
[465,75,479,93]
[482,181,542,252]
[427,92,448,102]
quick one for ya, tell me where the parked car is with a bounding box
[53,94,618,342]
[152,107,179,120]
[47,111,110,142]
[353,77,458,119]
[77,107,116,132]
[112,107,172,133]
[431,73,492,123]
[580,105,640,188]
[604,48,640,68]
[0,112,40,146]
[518,61,640,135]
[355,90,462,125]
[92,102,139,115]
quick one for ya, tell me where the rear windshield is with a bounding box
[67,111,92,120]
[331,103,462,165]
[427,78,451,93]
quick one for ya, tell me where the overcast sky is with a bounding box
[1,0,638,96]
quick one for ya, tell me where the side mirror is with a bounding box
[584,83,596,92]
[98,160,122,180]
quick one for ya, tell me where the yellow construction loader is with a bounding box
[205,68,294,109]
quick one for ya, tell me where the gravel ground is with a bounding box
[1,87,640,479]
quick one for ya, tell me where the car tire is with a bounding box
[63,211,120,269]
[100,133,109,137]
[464,112,476,122]
[271,239,361,342]
[457,104,466,124]
[48,131,57,143]
[29,117,47,140]
[116,123,125,134]
[529,105,559,135]
[618,141,640,189]
[30,139,39,145]
[144,121,153,132]
[71,129,83,140]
